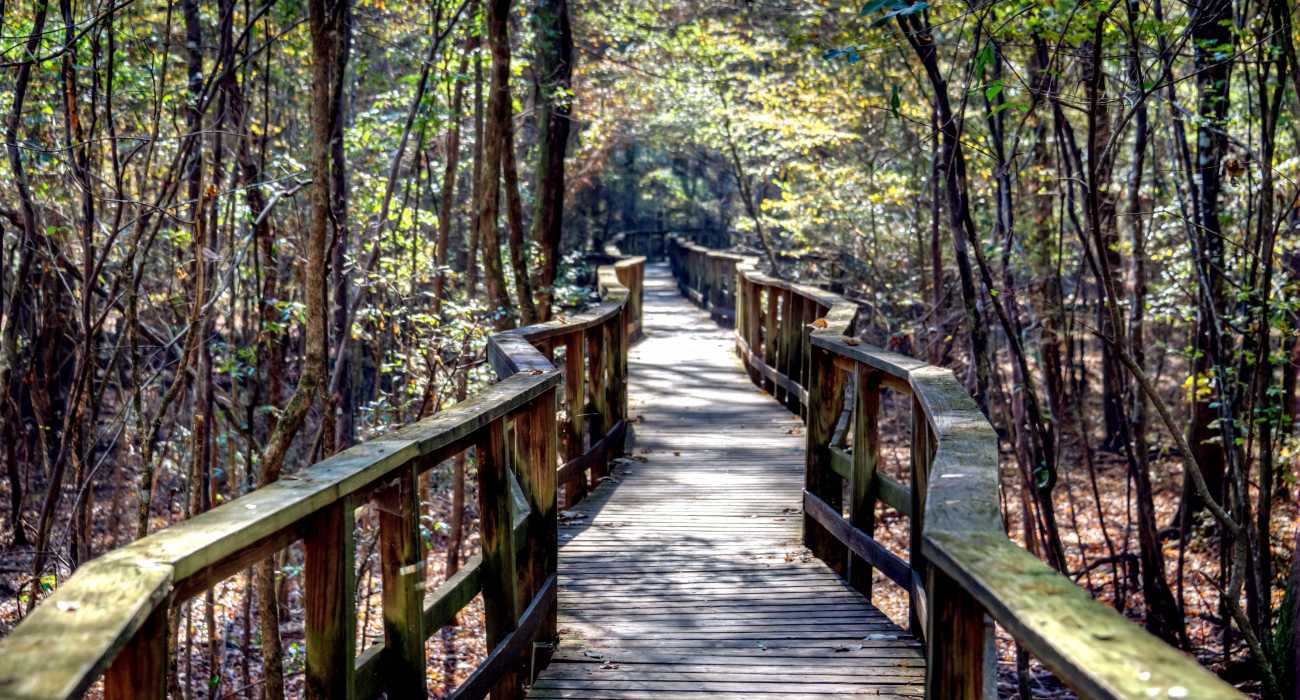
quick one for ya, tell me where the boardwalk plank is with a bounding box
[528,264,923,698]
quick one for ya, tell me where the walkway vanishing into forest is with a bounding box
[0,236,1244,700]
[530,265,925,698]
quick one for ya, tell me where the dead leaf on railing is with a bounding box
[809,318,828,329]
[527,369,545,375]
[844,337,861,346]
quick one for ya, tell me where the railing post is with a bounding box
[604,317,621,450]
[477,418,521,698]
[304,497,357,700]
[710,258,725,313]
[586,321,610,475]
[804,331,847,575]
[634,263,644,339]
[703,256,713,308]
[563,331,588,503]
[684,249,693,297]
[799,298,817,417]
[763,285,778,396]
[925,567,996,699]
[377,463,426,697]
[104,605,169,700]
[778,288,795,408]
[849,367,881,598]
[516,388,559,647]
[781,289,803,413]
[611,306,629,445]
[740,275,761,386]
[909,395,932,637]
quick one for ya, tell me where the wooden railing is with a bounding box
[0,253,645,700]
[603,231,669,261]
[668,235,1243,700]
[604,229,733,264]
[598,240,644,342]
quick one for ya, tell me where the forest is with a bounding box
[0,0,1298,698]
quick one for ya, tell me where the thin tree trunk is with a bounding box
[434,8,476,317]
[475,0,516,327]
[465,50,485,295]
[253,0,347,695]
[1123,0,1185,648]
[502,104,537,324]
[895,12,991,413]
[529,0,573,320]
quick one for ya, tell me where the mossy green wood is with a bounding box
[803,300,855,576]
[478,413,522,698]
[849,366,882,597]
[104,604,168,700]
[377,464,425,697]
[0,255,645,700]
[563,332,588,502]
[304,498,356,700]
[0,555,171,700]
[584,322,610,486]
[673,240,1245,700]
[763,285,779,396]
[515,389,559,642]
[0,374,552,700]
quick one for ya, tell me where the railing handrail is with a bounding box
[667,235,1243,700]
[0,251,646,700]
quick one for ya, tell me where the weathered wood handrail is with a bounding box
[668,235,1242,700]
[598,242,645,342]
[603,231,668,262]
[0,253,645,700]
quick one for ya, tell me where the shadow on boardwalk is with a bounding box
[529,263,924,699]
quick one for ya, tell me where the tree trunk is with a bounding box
[254,0,348,695]
[502,105,538,324]
[1179,0,1233,526]
[1123,0,1185,647]
[896,12,990,413]
[529,0,574,321]
[329,2,355,453]
[434,9,477,317]
[465,49,485,295]
[475,0,516,327]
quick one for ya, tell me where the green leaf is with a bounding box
[984,79,1004,102]
[990,101,1017,116]
[888,84,901,118]
[974,44,995,75]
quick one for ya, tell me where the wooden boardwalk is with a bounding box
[529,263,924,699]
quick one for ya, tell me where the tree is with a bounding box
[530,0,575,321]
